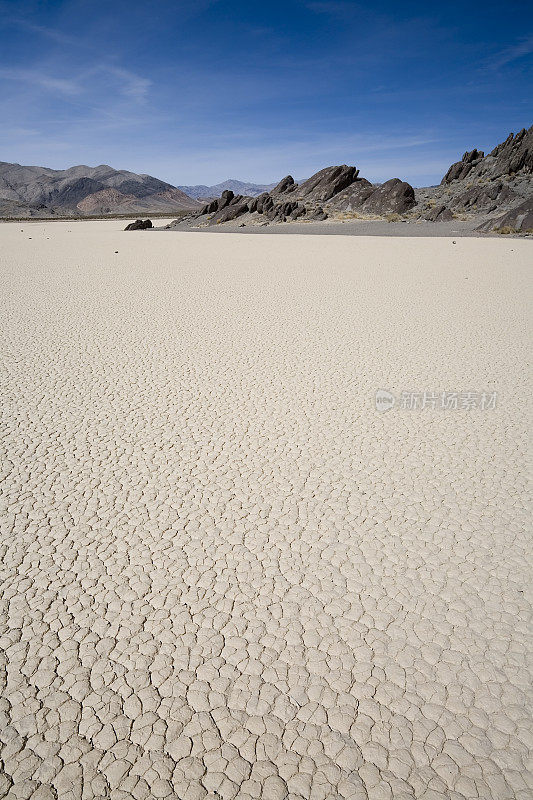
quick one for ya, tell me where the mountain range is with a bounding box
[176,179,276,200]
[0,162,201,218]
[1,126,531,228]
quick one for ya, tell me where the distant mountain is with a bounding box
[0,161,201,217]
[177,179,276,200]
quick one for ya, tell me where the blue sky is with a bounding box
[0,0,531,186]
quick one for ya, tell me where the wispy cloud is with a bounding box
[305,1,358,18]
[0,68,81,95]
[0,64,152,104]
[486,35,533,70]
[103,67,152,102]
[8,17,79,46]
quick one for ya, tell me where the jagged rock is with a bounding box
[450,181,516,212]
[272,175,296,194]
[271,201,299,220]
[201,189,235,215]
[296,165,360,201]
[476,197,533,232]
[124,219,152,230]
[441,150,485,184]
[488,127,533,176]
[184,164,415,227]
[424,204,453,222]
[441,126,533,184]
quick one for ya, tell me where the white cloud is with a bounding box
[0,68,81,95]
[103,67,152,102]
[486,36,533,70]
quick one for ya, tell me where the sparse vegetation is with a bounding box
[495,225,533,235]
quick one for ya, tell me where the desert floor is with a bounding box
[1,220,531,800]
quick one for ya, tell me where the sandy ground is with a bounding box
[159,218,526,237]
[0,219,531,800]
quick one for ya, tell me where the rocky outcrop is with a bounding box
[476,197,533,232]
[441,126,533,185]
[174,165,417,228]
[295,165,360,201]
[414,127,532,228]
[450,181,516,214]
[124,219,153,230]
[272,175,296,194]
[487,127,533,177]
[441,149,485,184]
[358,178,416,214]
[329,177,416,215]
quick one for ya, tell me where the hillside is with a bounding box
[0,162,201,218]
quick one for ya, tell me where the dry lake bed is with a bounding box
[0,220,531,799]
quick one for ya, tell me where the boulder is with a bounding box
[424,204,453,222]
[272,175,296,194]
[218,189,235,209]
[214,201,249,224]
[361,179,416,214]
[296,165,360,201]
[124,219,152,230]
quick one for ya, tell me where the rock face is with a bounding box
[295,165,360,201]
[441,126,533,184]
[441,149,485,184]
[416,126,532,229]
[0,161,201,218]
[476,197,533,232]
[124,219,153,230]
[358,178,416,214]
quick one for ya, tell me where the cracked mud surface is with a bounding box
[1,221,531,799]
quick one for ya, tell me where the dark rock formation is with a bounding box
[424,204,454,222]
[359,179,416,214]
[487,127,533,177]
[442,150,484,184]
[171,164,418,227]
[296,165,360,201]
[124,219,152,230]
[272,175,296,194]
[441,126,533,185]
[476,197,533,232]
[200,189,235,215]
[329,177,415,215]
[215,200,250,224]
[450,181,516,213]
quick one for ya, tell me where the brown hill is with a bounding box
[0,161,201,218]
